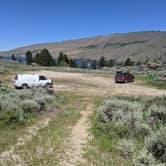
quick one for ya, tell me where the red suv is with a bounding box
[115,71,135,83]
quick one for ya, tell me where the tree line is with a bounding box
[22,48,150,69]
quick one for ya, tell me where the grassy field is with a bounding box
[137,75,166,90]
[0,59,166,165]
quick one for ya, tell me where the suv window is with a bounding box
[39,76,46,80]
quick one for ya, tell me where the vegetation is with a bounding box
[34,49,55,66]
[7,107,80,166]
[137,70,166,89]
[11,54,16,61]
[104,40,149,48]
[68,58,77,68]
[25,51,33,65]
[86,96,166,165]
[99,56,105,68]
[0,91,81,165]
[125,58,134,66]
[0,86,56,127]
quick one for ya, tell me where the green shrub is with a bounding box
[145,127,166,163]
[97,98,150,137]
[146,104,166,128]
[0,86,54,126]
[117,138,135,159]
[135,149,156,166]
[21,100,40,113]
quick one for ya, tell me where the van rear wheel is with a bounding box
[22,84,28,89]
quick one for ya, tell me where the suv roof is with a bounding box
[116,70,129,74]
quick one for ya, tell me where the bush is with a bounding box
[97,98,150,136]
[94,96,166,165]
[146,104,166,128]
[145,127,166,163]
[135,149,156,166]
[0,86,54,126]
[21,100,40,113]
[117,138,135,159]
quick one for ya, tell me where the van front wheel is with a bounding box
[45,83,50,89]
[22,84,28,89]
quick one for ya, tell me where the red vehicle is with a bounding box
[115,71,135,83]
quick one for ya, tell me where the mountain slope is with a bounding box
[1,31,166,63]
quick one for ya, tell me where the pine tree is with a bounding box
[144,58,149,64]
[91,60,97,69]
[99,56,105,68]
[34,52,40,64]
[69,59,77,68]
[57,51,64,66]
[81,61,87,68]
[11,54,16,61]
[63,54,69,63]
[124,58,133,66]
[25,51,33,65]
[34,49,55,66]
[108,59,115,67]
[136,60,141,66]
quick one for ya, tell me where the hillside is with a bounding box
[1,31,166,63]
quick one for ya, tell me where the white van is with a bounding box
[14,74,53,89]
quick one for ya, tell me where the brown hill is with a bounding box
[1,31,166,63]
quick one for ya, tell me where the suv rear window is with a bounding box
[116,71,129,76]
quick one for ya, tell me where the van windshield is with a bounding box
[39,76,46,80]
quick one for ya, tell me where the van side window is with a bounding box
[39,76,46,80]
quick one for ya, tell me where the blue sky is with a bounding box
[0,0,166,51]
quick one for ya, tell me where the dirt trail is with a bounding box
[0,110,58,166]
[58,109,92,166]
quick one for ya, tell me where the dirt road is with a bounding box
[36,70,166,96]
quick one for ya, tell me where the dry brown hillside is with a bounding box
[1,31,166,63]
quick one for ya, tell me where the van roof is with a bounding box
[17,74,40,76]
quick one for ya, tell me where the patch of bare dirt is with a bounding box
[36,70,166,96]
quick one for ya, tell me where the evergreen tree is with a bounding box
[124,58,133,66]
[11,54,16,61]
[136,60,141,66]
[63,54,69,63]
[144,58,149,64]
[91,60,97,69]
[98,56,105,68]
[25,51,33,65]
[69,59,77,68]
[108,59,115,67]
[57,51,70,66]
[81,61,87,68]
[34,52,40,64]
[57,51,64,66]
[34,49,55,66]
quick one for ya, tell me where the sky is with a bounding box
[0,0,166,51]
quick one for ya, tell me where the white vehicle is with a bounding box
[14,74,53,89]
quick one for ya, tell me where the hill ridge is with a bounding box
[1,31,166,63]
